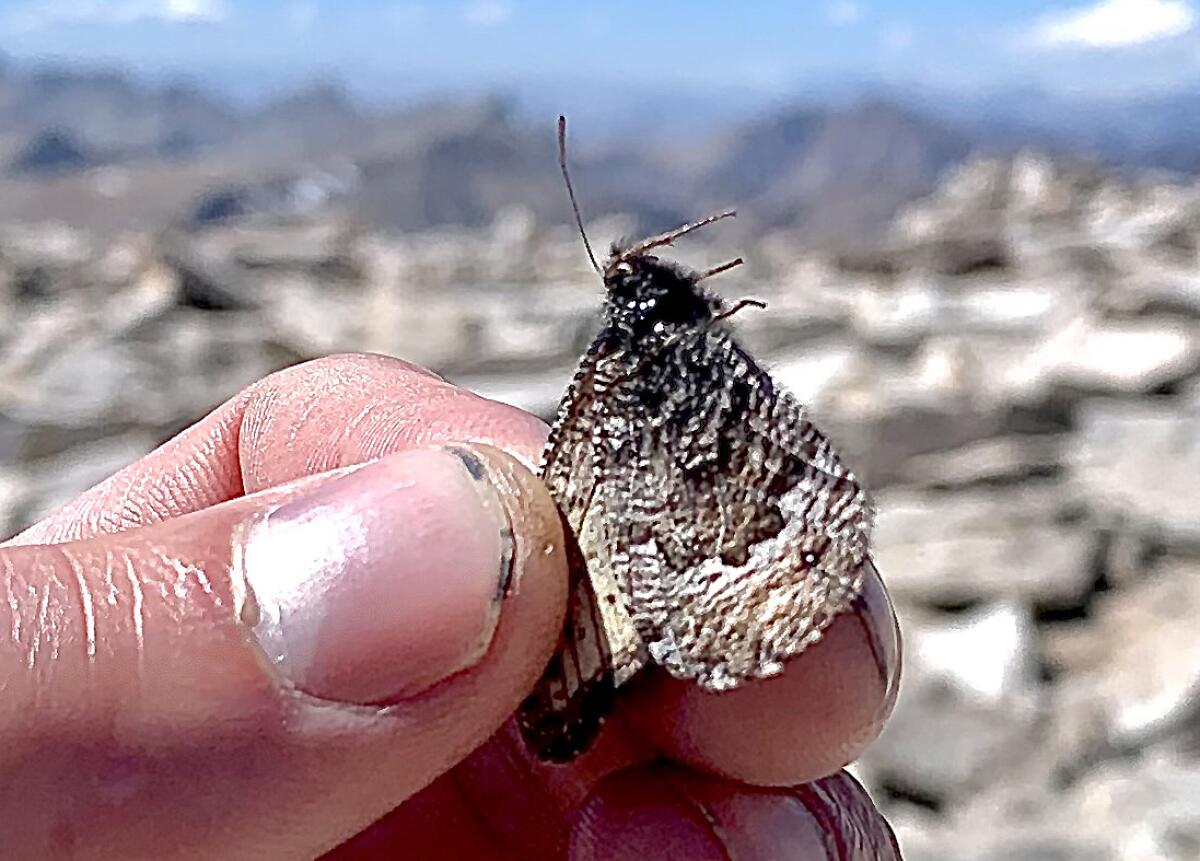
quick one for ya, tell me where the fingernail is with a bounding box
[655,770,902,861]
[852,558,902,723]
[574,768,837,861]
[706,793,834,860]
[786,772,904,860]
[663,772,835,861]
[236,445,516,704]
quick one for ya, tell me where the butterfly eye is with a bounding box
[615,262,633,275]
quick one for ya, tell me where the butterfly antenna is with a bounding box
[712,297,767,324]
[697,257,744,282]
[558,115,600,275]
[617,210,736,262]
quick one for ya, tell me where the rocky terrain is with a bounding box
[1,151,1199,859]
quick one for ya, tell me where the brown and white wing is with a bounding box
[612,329,873,692]
[516,335,648,763]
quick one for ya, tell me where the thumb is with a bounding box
[0,445,566,860]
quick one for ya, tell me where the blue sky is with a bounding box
[0,0,1196,102]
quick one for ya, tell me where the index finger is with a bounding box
[8,352,547,546]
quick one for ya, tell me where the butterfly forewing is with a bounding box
[609,329,871,690]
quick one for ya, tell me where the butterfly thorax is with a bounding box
[601,253,722,346]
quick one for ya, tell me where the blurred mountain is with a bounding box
[685,99,974,241]
[0,59,1197,240]
[9,129,95,175]
[924,84,1200,176]
[235,82,373,156]
[0,65,238,159]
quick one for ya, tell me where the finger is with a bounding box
[0,445,566,860]
[10,352,899,794]
[322,761,904,861]
[10,353,547,546]
[324,779,520,861]
[571,767,902,861]
[234,353,547,491]
[625,558,901,785]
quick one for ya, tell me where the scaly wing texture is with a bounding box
[516,333,648,762]
[607,328,873,691]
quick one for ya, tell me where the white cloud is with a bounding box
[461,0,511,27]
[1031,0,1195,48]
[827,0,864,25]
[160,0,224,21]
[3,0,226,31]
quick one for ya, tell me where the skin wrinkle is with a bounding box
[221,391,248,503]
[290,391,328,471]
[98,551,121,609]
[340,401,388,456]
[367,406,425,454]
[254,392,285,482]
[316,399,381,477]
[239,389,279,490]
[12,571,36,670]
[32,582,49,671]
[151,546,222,609]
[121,552,146,675]
[64,547,97,661]
[361,406,420,456]
[4,554,21,645]
[7,395,247,548]
[147,473,178,515]
[319,368,457,467]
[44,561,72,667]
[104,499,145,535]
[188,433,231,503]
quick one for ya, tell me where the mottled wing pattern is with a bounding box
[607,327,872,691]
[516,333,649,763]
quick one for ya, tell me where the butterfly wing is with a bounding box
[609,327,873,691]
[516,333,649,762]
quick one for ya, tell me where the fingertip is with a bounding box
[571,766,901,861]
[570,767,730,861]
[412,442,569,716]
[627,560,900,786]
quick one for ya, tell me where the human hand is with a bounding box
[0,353,902,859]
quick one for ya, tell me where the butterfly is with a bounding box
[516,118,874,763]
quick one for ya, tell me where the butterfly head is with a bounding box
[602,250,721,340]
